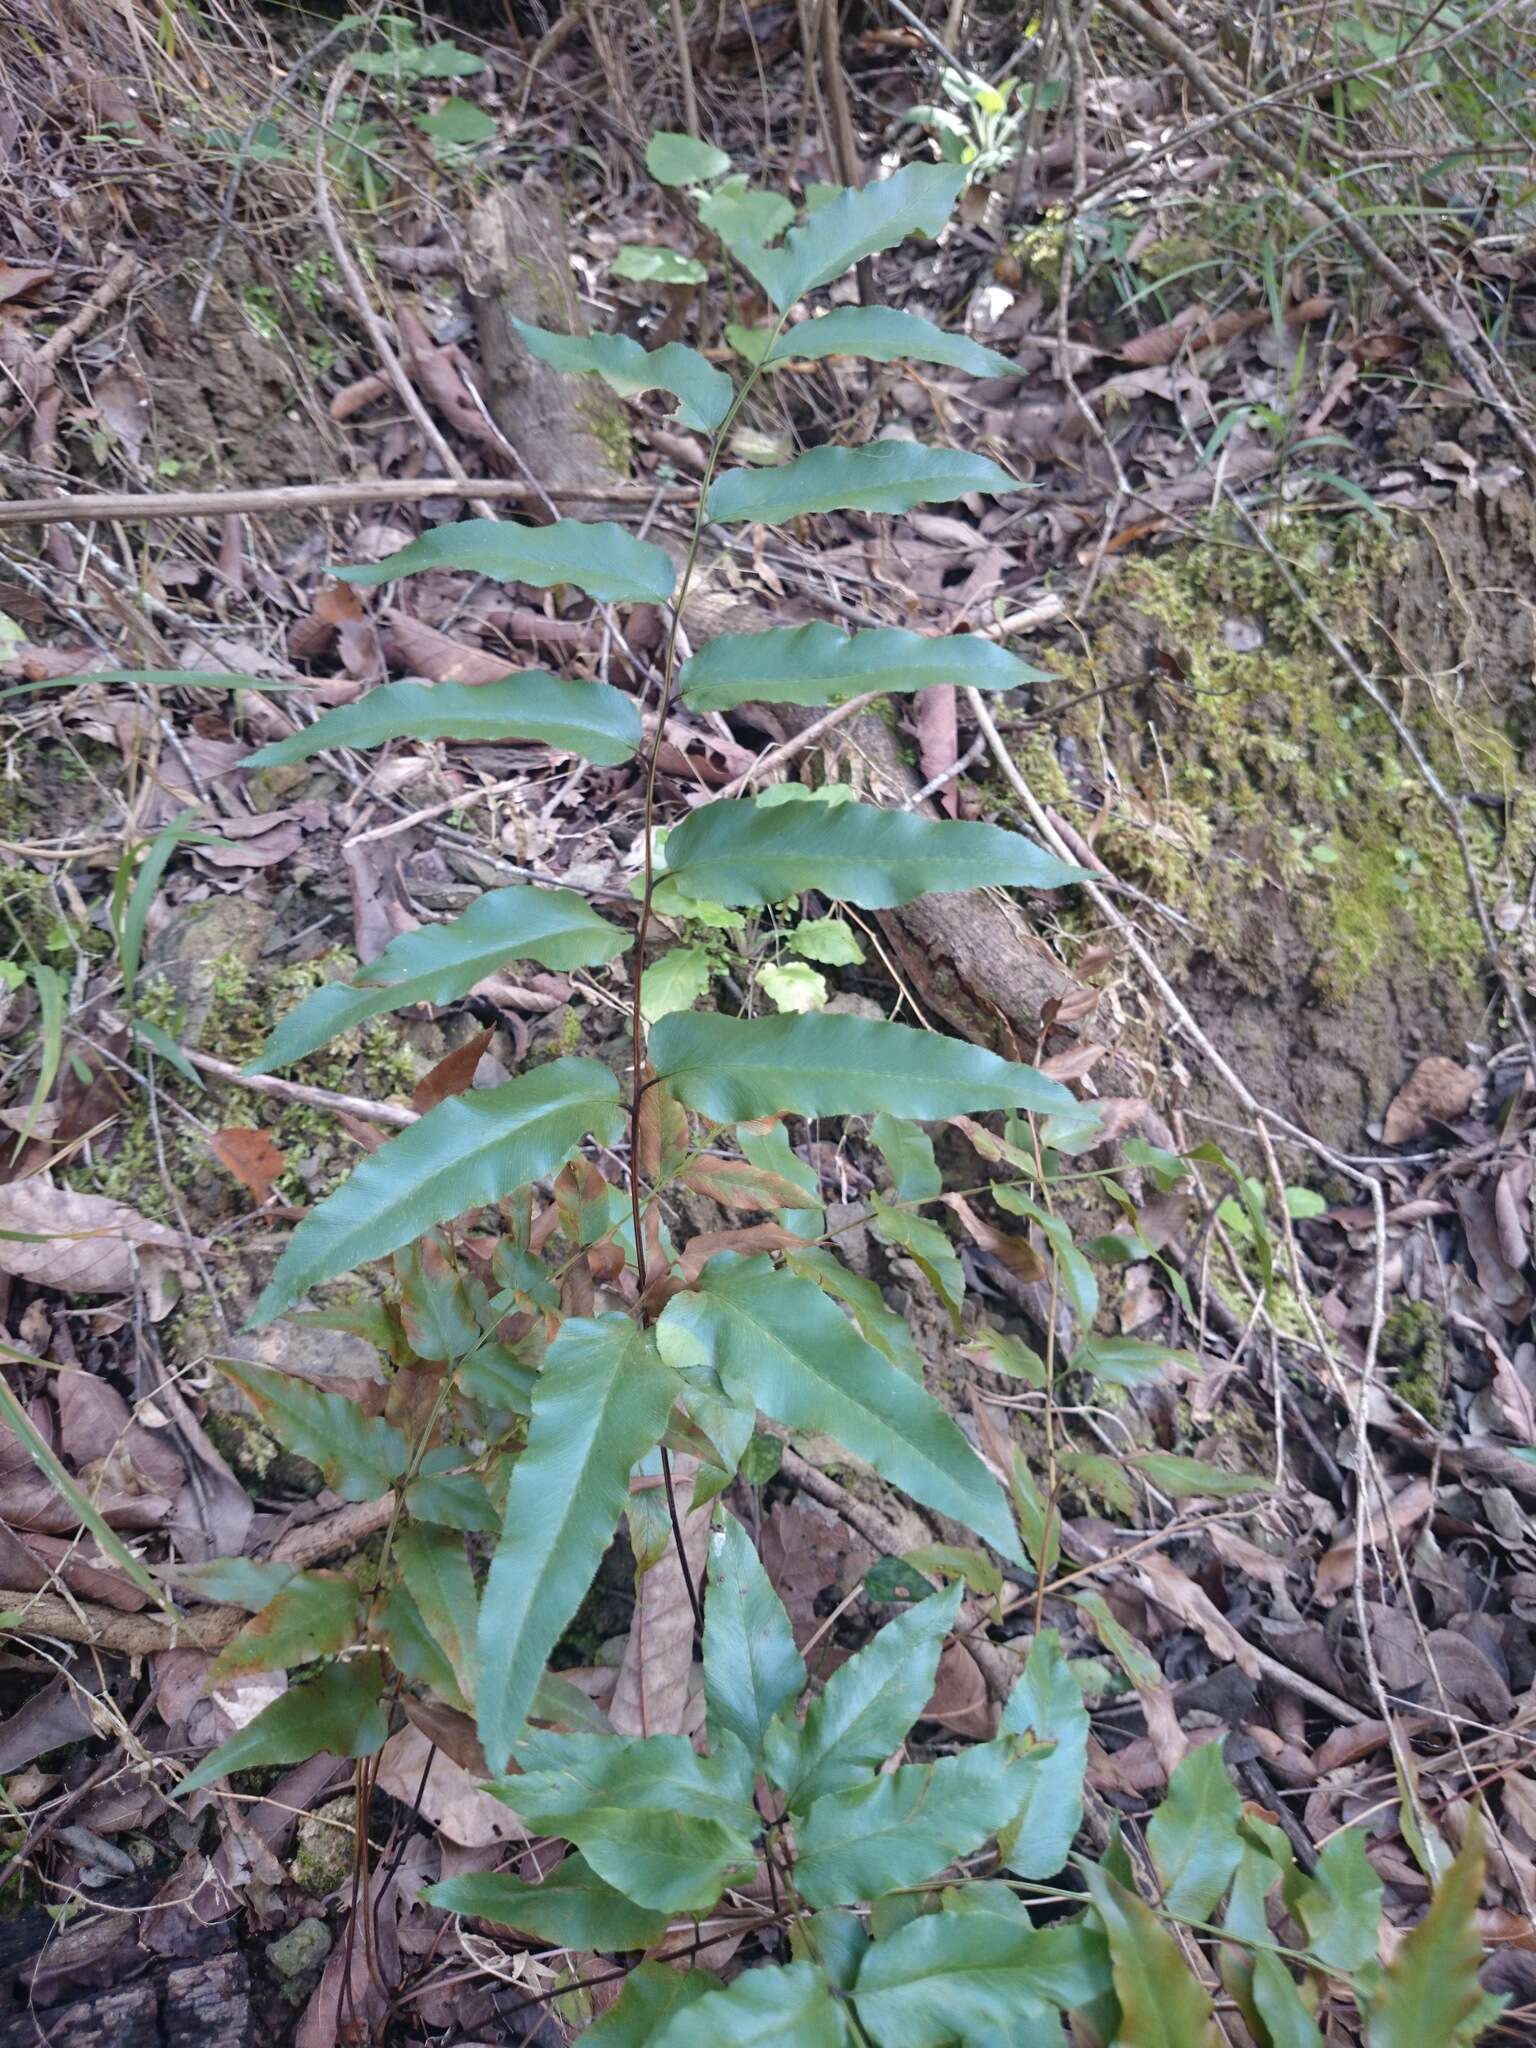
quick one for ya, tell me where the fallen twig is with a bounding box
[0,476,683,530]
[180,1050,418,1128]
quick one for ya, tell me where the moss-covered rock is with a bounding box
[291,1795,356,1896]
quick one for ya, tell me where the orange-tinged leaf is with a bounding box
[682,1154,819,1212]
[209,1126,285,1202]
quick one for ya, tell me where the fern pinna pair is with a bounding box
[166,157,1464,2047]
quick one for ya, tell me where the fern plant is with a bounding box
[170,154,1494,2046]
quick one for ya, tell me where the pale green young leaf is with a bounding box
[758,961,827,1013]
[789,916,864,966]
[871,1113,941,1202]
[417,98,497,145]
[1285,1827,1384,1974]
[649,1960,848,2047]
[656,797,1080,910]
[650,1011,1071,1121]
[767,305,1019,376]
[657,1256,1020,1561]
[215,1359,408,1500]
[850,1908,1060,2046]
[703,1511,806,1760]
[646,130,731,185]
[1127,1451,1272,1498]
[1251,1953,1326,2048]
[612,246,707,286]
[208,1571,359,1682]
[1364,1817,1491,2047]
[641,943,717,1026]
[794,1735,1050,1907]
[398,1523,478,1705]
[997,1629,1089,1878]
[734,159,965,308]
[476,1316,679,1773]
[243,675,642,770]
[1070,1333,1200,1388]
[426,1856,669,1949]
[697,177,796,250]
[707,442,1018,524]
[871,1199,965,1323]
[251,1058,623,1323]
[785,1247,923,1378]
[335,517,676,604]
[760,1582,962,1810]
[679,621,1050,711]
[512,320,732,433]
[584,1963,721,2045]
[1081,1862,1218,2047]
[176,1654,387,1798]
[1146,1742,1244,1921]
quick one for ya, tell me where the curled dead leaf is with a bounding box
[1382,1055,1478,1144]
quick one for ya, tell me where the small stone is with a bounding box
[268,1918,332,2004]
[1220,615,1265,653]
[291,1796,356,1897]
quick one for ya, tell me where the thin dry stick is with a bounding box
[314,56,493,519]
[1097,0,1536,469]
[666,0,701,136]
[179,1049,418,1128]
[0,478,686,529]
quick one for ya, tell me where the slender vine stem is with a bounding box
[627,314,791,1302]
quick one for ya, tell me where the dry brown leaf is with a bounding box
[93,361,151,461]
[1120,303,1211,366]
[924,1640,995,1739]
[192,810,307,871]
[385,611,516,686]
[1136,1552,1263,1681]
[374,1723,519,1848]
[296,1866,401,2048]
[944,1192,1047,1284]
[913,684,959,815]
[672,1223,809,1290]
[681,1154,814,1213]
[1382,1055,1478,1143]
[413,1028,495,1115]
[1313,1476,1435,1603]
[610,1456,709,1740]
[0,1179,202,1294]
[209,1128,285,1204]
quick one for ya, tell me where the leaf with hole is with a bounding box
[766,305,1019,376]
[215,1359,408,1500]
[251,1058,623,1323]
[651,1011,1070,1122]
[476,1316,680,1773]
[760,1581,962,1810]
[243,675,642,769]
[646,130,731,186]
[176,1654,388,1798]
[733,160,965,308]
[246,884,618,1073]
[679,620,1047,713]
[334,516,676,604]
[703,1511,806,1761]
[658,1257,1019,1562]
[425,1856,669,1950]
[662,797,1086,910]
[513,321,732,433]
[612,245,708,286]
[708,442,1018,524]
